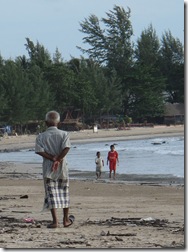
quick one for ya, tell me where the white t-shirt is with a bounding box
[35,126,71,181]
[95,157,104,170]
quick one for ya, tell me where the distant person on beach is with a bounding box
[107,144,119,179]
[95,151,104,179]
[35,110,75,228]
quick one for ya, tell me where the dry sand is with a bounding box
[0,125,185,249]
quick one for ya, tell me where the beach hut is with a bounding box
[164,103,184,125]
[61,107,83,131]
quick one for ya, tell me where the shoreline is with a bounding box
[0,125,184,185]
[0,125,184,152]
[0,162,184,186]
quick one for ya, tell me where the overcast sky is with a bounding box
[0,0,184,61]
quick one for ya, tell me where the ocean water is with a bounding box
[69,136,184,178]
[0,136,184,179]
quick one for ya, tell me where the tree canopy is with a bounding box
[0,5,184,129]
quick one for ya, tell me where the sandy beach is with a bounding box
[0,125,184,249]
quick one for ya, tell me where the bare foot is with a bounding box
[63,215,75,227]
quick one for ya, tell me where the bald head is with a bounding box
[45,111,60,126]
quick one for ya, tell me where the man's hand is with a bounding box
[52,160,60,172]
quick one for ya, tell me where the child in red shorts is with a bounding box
[107,144,119,179]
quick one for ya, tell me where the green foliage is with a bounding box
[78,5,133,70]
[25,38,51,68]
[117,114,132,124]
[159,31,184,103]
[0,5,184,128]
[128,64,165,120]
[0,45,52,125]
[78,5,135,117]
[131,24,166,120]
[0,57,8,122]
[135,24,160,66]
[43,62,75,112]
[0,60,32,124]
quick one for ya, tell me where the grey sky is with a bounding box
[0,0,184,61]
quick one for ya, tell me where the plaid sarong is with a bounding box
[43,178,70,211]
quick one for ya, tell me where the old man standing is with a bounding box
[35,110,74,228]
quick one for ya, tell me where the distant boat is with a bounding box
[151,141,166,145]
